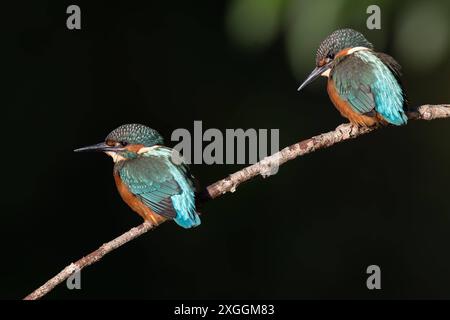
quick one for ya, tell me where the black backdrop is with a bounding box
[3,0,450,299]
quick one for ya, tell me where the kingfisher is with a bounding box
[298,28,408,127]
[74,124,201,228]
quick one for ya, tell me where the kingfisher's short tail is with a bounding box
[174,210,201,228]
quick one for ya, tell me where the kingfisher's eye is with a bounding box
[326,52,334,60]
[120,141,128,147]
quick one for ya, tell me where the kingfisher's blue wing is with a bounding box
[332,50,407,125]
[117,147,200,228]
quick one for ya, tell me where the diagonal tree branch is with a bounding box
[24,104,450,300]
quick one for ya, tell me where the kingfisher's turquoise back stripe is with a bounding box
[333,50,407,125]
[117,147,200,228]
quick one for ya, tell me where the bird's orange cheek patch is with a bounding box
[335,48,351,59]
[125,144,145,153]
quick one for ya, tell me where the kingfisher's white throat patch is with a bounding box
[321,69,331,77]
[105,151,126,163]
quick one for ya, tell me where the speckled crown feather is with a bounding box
[106,124,164,146]
[316,29,373,65]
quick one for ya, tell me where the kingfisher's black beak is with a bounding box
[74,142,124,153]
[297,64,331,91]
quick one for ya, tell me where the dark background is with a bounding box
[3,0,450,299]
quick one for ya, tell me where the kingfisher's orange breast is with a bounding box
[113,172,166,226]
[326,79,384,126]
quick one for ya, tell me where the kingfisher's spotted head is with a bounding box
[298,29,373,91]
[315,29,373,67]
[74,124,164,162]
[105,124,164,148]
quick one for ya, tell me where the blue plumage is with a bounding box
[117,147,201,228]
[141,147,200,228]
[355,51,406,125]
[332,50,407,126]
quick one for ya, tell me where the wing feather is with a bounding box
[332,50,407,125]
[116,147,200,228]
